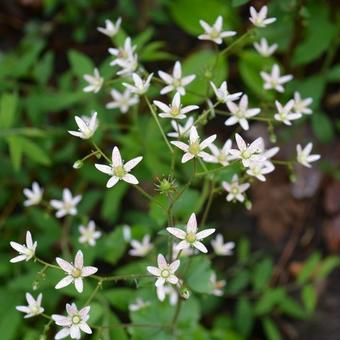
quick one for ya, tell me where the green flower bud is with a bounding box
[73,160,83,169]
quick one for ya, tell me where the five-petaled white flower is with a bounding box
[83,68,103,93]
[260,64,293,93]
[95,146,143,188]
[225,94,261,130]
[109,37,138,76]
[198,16,236,44]
[253,38,278,57]
[246,160,275,182]
[274,100,301,125]
[97,18,121,37]
[296,143,320,168]
[211,234,235,256]
[128,298,151,311]
[158,61,195,95]
[293,91,313,115]
[123,73,153,95]
[50,189,82,218]
[147,254,180,287]
[171,126,216,163]
[229,133,264,167]
[222,175,250,202]
[249,6,276,27]
[129,235,153,257]
[23,182,43,207]
[55,250,98,293]
[68,112,98,139]
[205,139,234,166]
[210,81,242,104]
[156,284,178,305]
[154,92,198,120]
[167,117,194,139]
[16,292,44,318]
[78,220,102,246]
[10,230,37,263]
[210,272,226,296]
[106,89,139,113]
[167,213,215,253]
[52,303,91,340]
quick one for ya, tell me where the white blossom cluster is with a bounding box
[12,6,322,338]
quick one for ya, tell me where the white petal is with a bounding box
[167,227,186,240]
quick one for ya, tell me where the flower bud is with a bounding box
[155,176,177,195]
[73,160,83,169]
[179,287,190,300]
[245,200,252,210]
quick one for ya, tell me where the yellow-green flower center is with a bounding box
[186,232,196,243]
[241,150,251,159]
[72,268,82,278]
[72,315,81,324]
[217,153,227,163]
[231,187,239,195]
[210,29,220,39]
[161,269,170,278]
[173,79,181,88]
[188,142,201,155]
[170,106,181,117]
[113,165,125,178]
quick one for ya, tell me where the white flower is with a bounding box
[78,221,102,246]
[222,175,250,202]
[198,16,236,44]
[224,94,261,130]
[156,284,178,305]
[211,234,235,256]
[204,139,234,166]
[106,89,139,113]
[261,146,280,160]
[249,6,276,27]
[52,303,91,340]
[253,38,278,57]
[229,133,264,167]
[83,68,103,93]
[123,73,153,95]
[210,81,242,104]
[158,61,195,95]
[147,254,180,287]
[123,225,131,241]
[210,272,226,296]
[68,112,98,139]
[16,293,44,318]
[293,91,313,115]
[95,146,143,188]
[55,250,98,293]
[50,189,82,218]
[109,37,138,76]
[167,213,215,253]
[260,64,293,93]
[154,92,198,120]
[129,298,151,311]
[246,160,275,181]
[129,235,153,257]
[172,243,194,260]
[171,126,216,163]
[97,18,121,37]
[167,117,194,139]
[23,182,43,207]
[296,143,320,168]
[274,100,302,125]
[10,231,37,263]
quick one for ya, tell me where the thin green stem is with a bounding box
[85,280,103,305]
[220,29,254,56]
[92,142,111,163]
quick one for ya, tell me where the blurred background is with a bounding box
[0,0,339,339]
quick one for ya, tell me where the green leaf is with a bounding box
[297,252,321,285]
[235,298,254,337]
[0,93,18,129]
[302,284,317,314]
[226,270,250,294]
[327,64,340,82]
[149,194,168,227]
[311,112,335,144]
[186,256,214,293]
[173,189,201,219]
[237,238,250,262]
[239,50,275,100]
[278,297,306,319]
[262,317,281,340]
[101,183,128,223]
[22,137,51,166]
[68,49,95,77]
[317,256,340,279]
[292,3,337,65]
[232,0,250,6]
[169,0,228,36]
[182,49,228,105]
[255,288,285,316]
[7,135,23,171]
[104,288,135,311]
[251,258,273,291]
[33,51,54,85]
